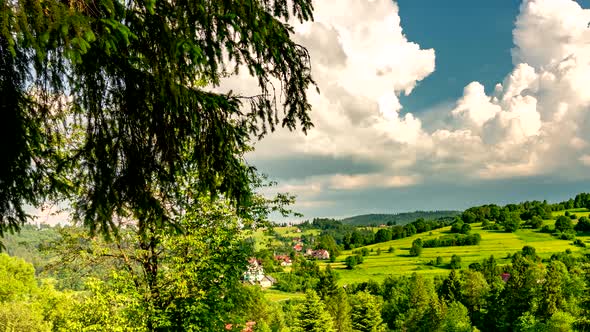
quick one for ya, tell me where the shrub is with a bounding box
[574,239,586,248]
[529,216,543,229]
[345,255,358,269]
[570,214,578,220]
[388,246,394,253]
[555,216,573,233]
[575,216,590,232]
[450,255,461,269]
[436,256,444,265]
[540,225,552,233]
[409,244,422,257]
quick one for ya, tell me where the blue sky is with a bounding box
[243,0,590,221]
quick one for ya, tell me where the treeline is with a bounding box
[422,233,482,248]
[340,210,461,226]
[455,193,590,234]
[308,217,456,251]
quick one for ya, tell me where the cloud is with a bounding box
[244,0,590,217]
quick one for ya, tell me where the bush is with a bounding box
[388,246,394,253]
[575,217,590,232]
[529,216,543,229]
[468,262,482,271]
[541,225,552,233]
[376,248,382,256]
[570,214,578,220]
[345,255,358,269]
[555,216,573,233]
[436,256,444,265]
[450,255,461,269]
[565,211,570,217]
[409,243,422,257]
[559,231,576,241]
[574,239,586,248]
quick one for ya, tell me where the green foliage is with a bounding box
[325,288,353,332]
[575,216,590,232]
[294,290,335,332]
[350,291,385,332]
[0,0,316,242]
[555,216,573,233]
[341,211,460,226]
[529,216,543,229]
[439,301,472,332]
[410,238,423,257]
[439,269,462,303]
[450,255,462,270]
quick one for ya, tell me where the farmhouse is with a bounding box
[243,258,265,283]
[243,258,276,288]
[305,249,330,260]
[260,275,276,288]
[274,255,292,266]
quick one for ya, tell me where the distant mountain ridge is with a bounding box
[340,210,461,226]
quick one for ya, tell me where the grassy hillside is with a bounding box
[324,209,590,285]
[340,210,460,226]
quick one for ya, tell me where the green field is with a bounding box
[321,211,590,285]
[248,226,319,250]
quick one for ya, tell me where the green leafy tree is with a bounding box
[554,216,573,233]
[350,291,385,332]
[529,216,543,229]
[575,216,590,232]
[438,301,473,332]
[295,290,335,332]
[460,270,489,325]
[0,0,316,246]
[410,238,423,257]
[345,255,358,270]
[48,197,270,331]
[450,255,462,270]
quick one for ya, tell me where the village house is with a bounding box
[274,255,292,266]
[311,249,330,260]
[259,275,276,288]
[243,258,276,288]
[293,243,303,252]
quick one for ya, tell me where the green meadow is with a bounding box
[321,210,590,285]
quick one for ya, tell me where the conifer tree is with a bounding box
[295,290,335,332]
[350,291,385,332]
[325,288,353,332]
[0,0,316,242]
[439,269,462,303]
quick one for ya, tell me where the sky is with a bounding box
[235,0,590,221]
[32,0,590,225]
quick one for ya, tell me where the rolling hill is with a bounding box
[340,210,461,226]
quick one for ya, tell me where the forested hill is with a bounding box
[340,210,461,226]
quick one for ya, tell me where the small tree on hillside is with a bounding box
[575,217,590,232]
[529,216,543,229]
[410,239,423,257]
[450,255,462,269]
[555,216,573,233]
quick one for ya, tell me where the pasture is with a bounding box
[323,211,590,285]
